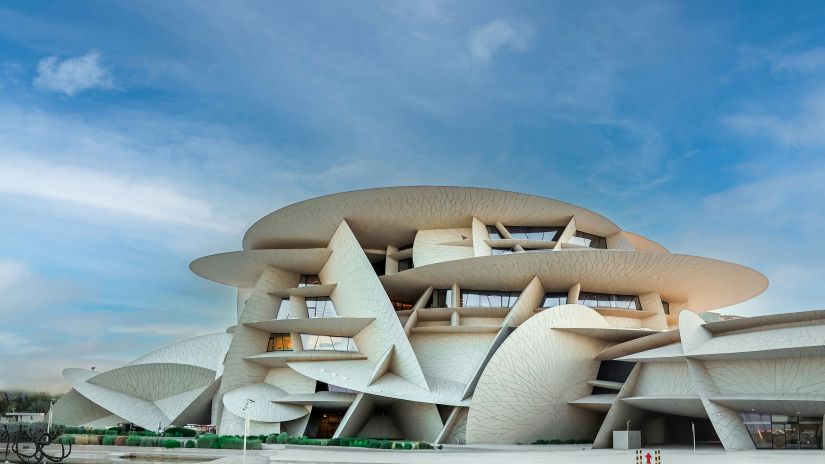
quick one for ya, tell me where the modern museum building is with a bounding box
[52,187,825,450]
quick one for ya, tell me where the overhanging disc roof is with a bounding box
[379,250,767,312]
[242,186,624,250]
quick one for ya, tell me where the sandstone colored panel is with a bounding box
[467,305,611,444]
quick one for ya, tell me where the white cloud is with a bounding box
[468,19,532,63]
[724,88,825,148]
[34,50,114,96]
[770,47,825,74]
[0,157,242,233]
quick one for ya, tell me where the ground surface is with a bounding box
[50,443,825,464]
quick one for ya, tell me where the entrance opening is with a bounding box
[638,413,720,447]
[304,408,345,438]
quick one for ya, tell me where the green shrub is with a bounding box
[64,427,86,434]
[276,432,289,444]
[102,435,116,446]
[140,437,159,447]
[218,436,243,449]
[56,435,75,445]
[185,440,196,448]
[125,436,142,447]
[403,442,412,450]
[114,436,127,446]
[379,440,391,449]
[265,434,277,444]
[197,434,219,449]
[327,438,340,446]
[105,428,120,435]
[163,439,181,448]
[418,442,433,449]
[163,427,196,437]
[549,439,563,445]
[575,438,592,444]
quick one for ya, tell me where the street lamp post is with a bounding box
[47,399,56,434]
[242,399,255,458]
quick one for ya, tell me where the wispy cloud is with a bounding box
[724,88,825,148]
[0,157,242,233]
[0,259,28,291]
[467,19,532,63]
[34,50,113,96]
[770,47,825,74]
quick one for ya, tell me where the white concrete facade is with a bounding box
[52,187,824,450]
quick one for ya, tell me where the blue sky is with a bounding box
[2,1,825,392]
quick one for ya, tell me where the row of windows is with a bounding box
[486,225,563,241]
[461,290,520,308]
[492,247,556,255]
[423,289,646,310]
[740,413,822,449]
[541,292,568,307]
[266,333,359,352]
[578,292,642,310]
[487,225,607,249]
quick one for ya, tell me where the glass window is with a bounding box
[739,412,823,450]
[569,231,607,249]
[306,297,336,318]
[486,225,503,239]
[300,334,359,352]
[506,226,563,241]
[299,275,322,287]
[540,292,568,308]
[267,333,293,352]
[276,298,291,319]
[460,290,519,308]
[578,292,642,310]
[428,289,453,308]
[372,259,386,276]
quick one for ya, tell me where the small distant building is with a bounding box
[0,412,45,423]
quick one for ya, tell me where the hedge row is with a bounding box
[56,435,185,448]
[262,432,432,450]
[196,434,261,450]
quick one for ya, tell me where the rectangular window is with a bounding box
[299,275,322,287]
[428,289,453,308]
[486,225,503,239]
[506,226,563,241]
[540,292,568,308]
[300,334,358,352]
[569,231,607,249]
[267,333,293,352]
[460,290,519,308]
[578,292,642,310]
[306,297,337,318]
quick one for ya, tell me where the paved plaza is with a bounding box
[54,444,825,464]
